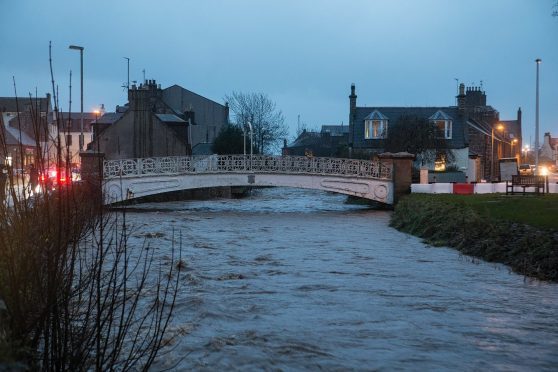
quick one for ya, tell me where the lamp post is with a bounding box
[511,138,518,160]
[69,45,84,152]
[535,58,541,175]
[491,123,504,181]
[522,145,530,164]
[247,121,253,170]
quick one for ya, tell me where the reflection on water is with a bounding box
[125,188,558,370]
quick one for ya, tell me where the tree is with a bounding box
[212,124,247,154]
[224,92,288,154]
[384,115,455,165]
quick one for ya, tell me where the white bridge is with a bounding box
[103,155,394,205]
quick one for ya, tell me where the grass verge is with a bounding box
[390,193,558,282]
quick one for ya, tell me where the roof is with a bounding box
[192,142,214,155]
[290,130,321,147]
[155,114,186,123]
[163,84,226,109]
[353,106,467,149]
[2,125,36,146]
[0,97,50,113]
[95,112,124,125]
[321,125,349,136]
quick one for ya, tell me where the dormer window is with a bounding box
[364,110,389,139]
[429,110,453,139]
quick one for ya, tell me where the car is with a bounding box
[519,164,533,175]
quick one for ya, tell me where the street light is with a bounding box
[247,121,253,170]
[522,145,530,164]
[511,138,518,160]
[535,58,541,175]
[69,44,84,152]
[491,123,504,181]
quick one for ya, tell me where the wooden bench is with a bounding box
[506,175,547,195]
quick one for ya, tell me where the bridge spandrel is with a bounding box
[103,155,394,204]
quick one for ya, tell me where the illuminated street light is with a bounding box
[491,123,504,181]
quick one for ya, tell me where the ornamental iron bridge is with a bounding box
[103,155,395,205]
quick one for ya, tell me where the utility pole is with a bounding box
[124,57,130,89]
[69,45,84,152]
[535,58,541,174]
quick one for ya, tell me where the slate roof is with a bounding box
[95,112,124,125]
[0,97,50,113]
[192,142,214,156]
[352,106,467,149]
[2,125,36,146]
[321,125,349,136]
[155,114,186,123]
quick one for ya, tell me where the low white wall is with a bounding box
[411,182,558,194]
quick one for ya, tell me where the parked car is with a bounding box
[519,164,533,175]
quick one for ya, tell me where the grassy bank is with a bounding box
[390,194,558,282]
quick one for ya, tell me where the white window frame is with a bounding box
[434,120,452,139]
[364,119,388,139]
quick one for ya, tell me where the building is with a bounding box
[0,95,54,170]
[348,83,521,181]
[283,124,349,157]
[539,132,558,167]
[90,80,228,160]
[58,110,98,166]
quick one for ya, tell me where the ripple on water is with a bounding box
[123,187,558,370]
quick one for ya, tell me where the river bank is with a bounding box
[390,194,558,282]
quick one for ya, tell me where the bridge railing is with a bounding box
[103,155,392,180]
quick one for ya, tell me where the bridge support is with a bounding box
[80,151,105,186]
[379,152,415,204]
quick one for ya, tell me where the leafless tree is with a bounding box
[225,92,288,154]
[0,42,180,370]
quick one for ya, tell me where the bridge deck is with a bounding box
[104,155,392,180]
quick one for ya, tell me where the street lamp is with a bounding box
[522,145,530,164]
[535,58,541,175]
[69,44,84,152]
[491,123,504,181]
[247,121,253,170]
[511,138,518,160]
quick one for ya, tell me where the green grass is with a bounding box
[405,193,558,230]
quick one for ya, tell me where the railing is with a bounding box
[103,155,393,180]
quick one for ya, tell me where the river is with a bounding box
[123,187,558,371]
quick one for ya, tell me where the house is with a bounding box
[0,95,54,170]
[89,80,229,160]
[283,124,349,157]
[348,83,521,181]
[539,132,557,167]
[57,110,99,166]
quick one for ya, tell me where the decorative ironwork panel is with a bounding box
[104,155,392,180]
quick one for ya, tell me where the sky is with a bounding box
[1,0,557,145]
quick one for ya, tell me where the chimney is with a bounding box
[457,83,466,113]
[349,83,357,148]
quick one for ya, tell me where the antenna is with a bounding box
[480,80,484,90]
[142,69,146,83]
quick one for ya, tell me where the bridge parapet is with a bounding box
[104,155,392,181]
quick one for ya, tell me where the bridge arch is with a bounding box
[102,155,399,205]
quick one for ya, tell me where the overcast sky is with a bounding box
[1,0,557,144]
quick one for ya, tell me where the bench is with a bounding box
[505,175,547,195]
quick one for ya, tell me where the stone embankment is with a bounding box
[390,196,558,282]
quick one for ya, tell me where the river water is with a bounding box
[124,187,558,371]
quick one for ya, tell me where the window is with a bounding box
[429,111,453,139]
[363,110,389,139]
[435,119,452,139]
[66,134,73,146]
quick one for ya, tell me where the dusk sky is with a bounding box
[1,0,557,144]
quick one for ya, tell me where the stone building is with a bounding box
[283,125,349,157]
[89,81,229,160]
[348,83,521,181]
